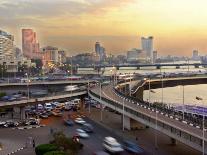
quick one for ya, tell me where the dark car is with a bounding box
[123,141,144,154]
[39,113,48,119]
[82,123,94,133]
[4,120,19,127]
[64,119,74,126]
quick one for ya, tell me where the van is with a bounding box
[37,104,44,111]
[64,101,79,110]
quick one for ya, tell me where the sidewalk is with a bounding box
[84,107,200,155]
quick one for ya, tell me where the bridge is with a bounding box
[0,80,93,87]
[89,78,207,153]
[80,63,207,70]
[0,89,87,119]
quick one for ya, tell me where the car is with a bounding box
[51,110,63,117]
[25,118,39,125]
[123,141,144,154]
[4,120,19,127]
[51,102,59,108]
[103,137,124,154]
[74,118,86,125]
[93,151,110,155]
[76,129,89,138]
[0,121,6,127]
[44,103,53,111]
[37,104,44,110]
[82,123,94,133]
[64,119,74,126]
[39,113,49,119]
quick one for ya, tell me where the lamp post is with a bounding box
[25,73,29,100]
[182,85,185,120]
[88,80,90,114]
[122,97,125,131]
[148,78,151,107]
[196,96,205,155]
[129,73,132,97]
[100,82,102,122]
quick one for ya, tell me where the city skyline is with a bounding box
[1,0,207,56]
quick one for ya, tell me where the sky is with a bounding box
[1,0,207,56]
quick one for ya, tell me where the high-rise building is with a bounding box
[95,42,106,62]
[99,46,106,61]
[141,36,153,62]
[153,51,158,64]
[192,50,199,60]
[95,42,101,55]
[22,29,40,59]
[0,30,14,60]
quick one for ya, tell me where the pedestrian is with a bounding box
[32,139,35,148]
[136,136,138,141]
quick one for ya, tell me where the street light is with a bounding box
[100,82,103,122]
[122,97,125,131]
[88,80,90,114]
[25,73,29,100]
[182,85,185,120]
[196,96,205,155]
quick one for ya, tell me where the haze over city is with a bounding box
[1,0,207,56]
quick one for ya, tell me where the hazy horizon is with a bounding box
[1,0,207,56]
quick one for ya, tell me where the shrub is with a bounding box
[35,144,58,155]
[43,151,66,155]
[0,92,6,98]
[50,132,83,154]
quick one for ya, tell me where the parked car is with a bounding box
[44,103,53,111]
[0,121,6,127]
[76,129,89,138]
[51,110,63,117]
[4,120,19,127]
[103,137,124,154]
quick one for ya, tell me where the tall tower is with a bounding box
[141,36,153,62]
[95,42,101,55]
[22,29,40,59]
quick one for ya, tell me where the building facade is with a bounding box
[127,48,146,63]
[0,30,14,60]
[22,29,41,59]
[192,50,199,60]
[153,51,158,64]
[141,36,153,62]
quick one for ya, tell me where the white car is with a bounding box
[103,137,124,153]
[44,103,53,111]
[76,129,89,138]
[74,118,86,125]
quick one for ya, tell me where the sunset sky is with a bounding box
[1,0,207,56]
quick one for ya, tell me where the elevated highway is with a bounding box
[89,82,207,153]
[0,80,93,87]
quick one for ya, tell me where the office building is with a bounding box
[153,51,158,63]
[0,29,14,60]
[95,42,101,55]
[141,36,153,62]
[42,46,59,64]
[192,50,199,60]
[127,48,146,62]
[22,29,40,59]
